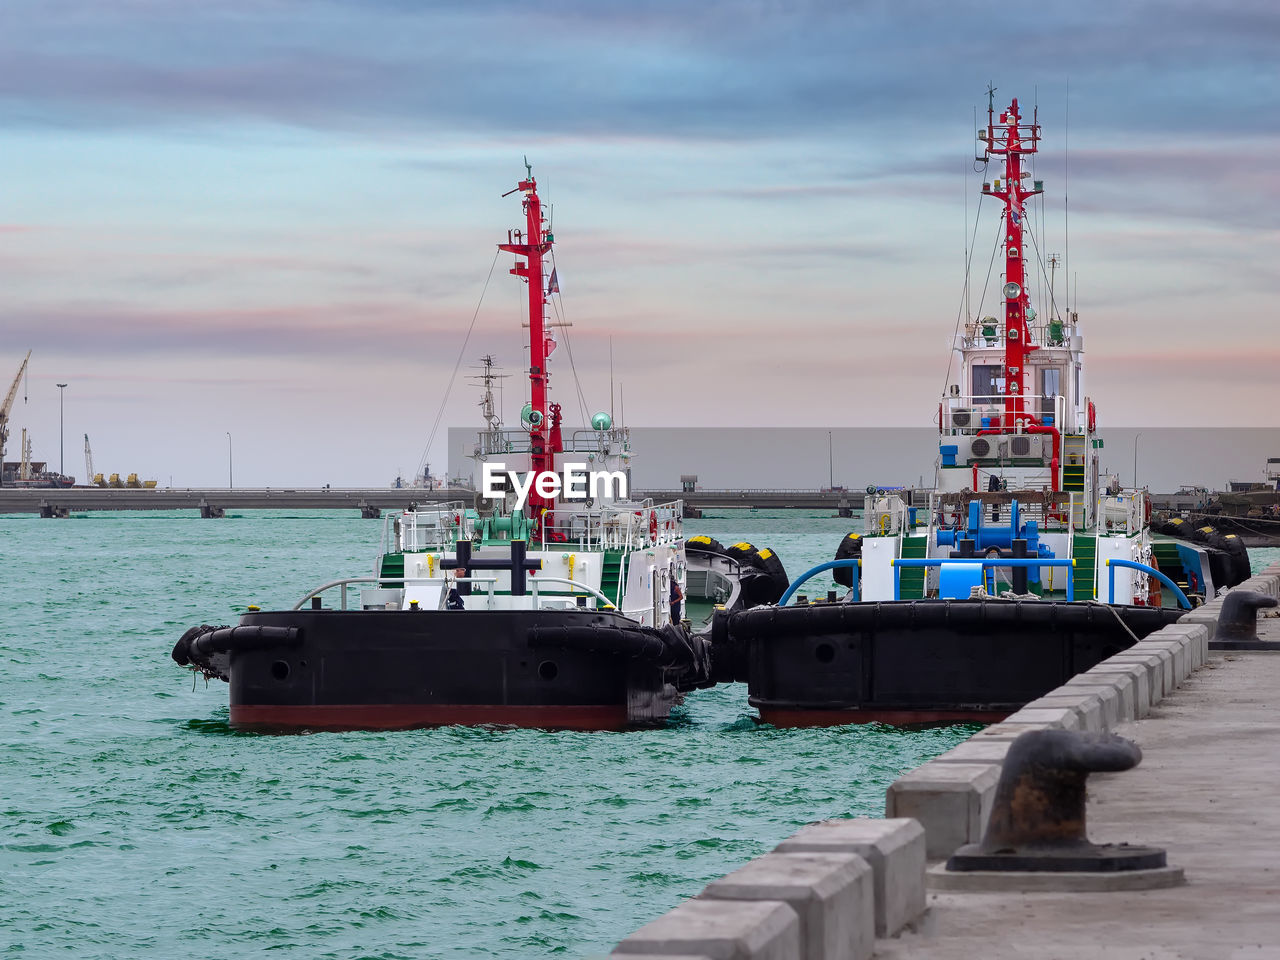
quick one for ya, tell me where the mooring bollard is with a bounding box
[1212,590,1279,649]
[929,729,1184,890]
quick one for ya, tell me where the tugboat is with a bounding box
[713,92,1230,726]
[172,165,712,731]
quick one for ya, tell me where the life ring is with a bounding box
[649,512,658,541]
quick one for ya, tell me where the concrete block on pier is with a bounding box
[1152,622,1210,669]
[701,853,874,960]
[1075,662,1150,719]
[1130,638,1188,688]
[1116,645,1175,701]
[613,898,800,960]
[1178,607,1219,645]
[1022,692,1105,732]
[885,763,1000,860]
[1092,657,1159,713]
[1237,576,1278,599]
[932,739,1014,764]
[997,707,1081,730]
[774,818,925,938]
[970,720,1067,740]
[1058,677,1134,724]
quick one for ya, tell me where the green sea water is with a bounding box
[4,509,1273,958]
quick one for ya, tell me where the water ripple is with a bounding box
[0,508,1078,959]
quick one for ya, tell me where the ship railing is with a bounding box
[293,575,498,611]
[594,500,684,550]
[527,576,619,610]
[940,394,1068,436]
[472,427,631,457]
[959,321,1077,351]
[891,557,1078,602]
[928,489,1078,534]
[292,574,629,612]
[534,500,683,551]
[392,501,474,552]
[1104,559,1192,609]
[864,494,909,536]
[565,428,631,455]
[1096,491,1145,536]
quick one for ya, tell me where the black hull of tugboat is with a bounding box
[710,599,1186,727]
[175,609,709,732]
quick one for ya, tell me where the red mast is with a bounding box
[498,160,556,516]
[983,93,1043,427]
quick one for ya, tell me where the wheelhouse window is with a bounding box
[1039,367,1062,419]
[971,364,1003,401]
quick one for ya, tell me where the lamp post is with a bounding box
[1133,432,1143,489]
[56,383,67,477]
[226,431,233,489]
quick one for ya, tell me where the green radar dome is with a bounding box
[591,412,612,431]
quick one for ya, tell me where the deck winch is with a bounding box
[935,498,1055,586]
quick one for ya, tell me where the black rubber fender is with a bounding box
[528,623,708,673]
[686,535,727,556]
[187,624,302,659]
[1219,533,1253,587]
[748,546,789,605]
[832,533,863,588]
[726,599,1185,643]
[171,624,217,665]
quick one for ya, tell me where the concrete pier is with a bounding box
[612,562,1280,959]
[877,620,1280,958]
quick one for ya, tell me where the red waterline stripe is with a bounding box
[230,702,631,732]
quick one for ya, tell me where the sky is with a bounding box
[2,0,1277,487]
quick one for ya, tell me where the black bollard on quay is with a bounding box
[1210,590,1279,650]
[932,729,1185,890]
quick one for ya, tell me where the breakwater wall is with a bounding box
[608,561,1280,959]
[0,486,471,518]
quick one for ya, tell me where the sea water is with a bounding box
[2,509,1274,958]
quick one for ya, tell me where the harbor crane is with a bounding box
[1,351,32,485]
[84,433,97,486]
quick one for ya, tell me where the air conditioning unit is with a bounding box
[1008,434,1045,459]
[950,407,976,429]
[968,436,994,460]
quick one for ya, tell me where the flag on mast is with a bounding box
[547,268,560,295]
